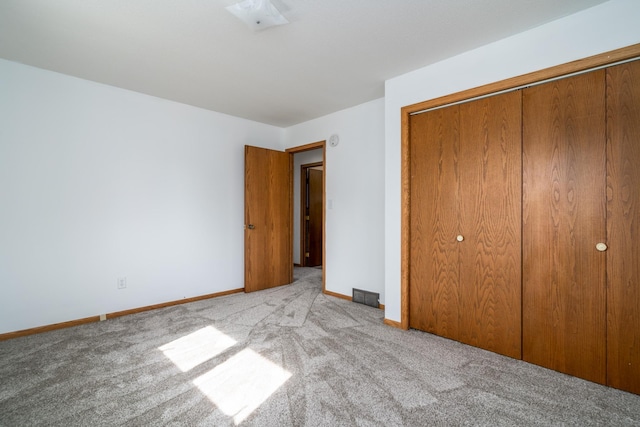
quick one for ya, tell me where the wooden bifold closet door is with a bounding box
[522,61,640,392]
[606,60,640,394]
[409,105,461,341]
[522,70,607,385]
[409,91,522,359]
[408,57,640,395]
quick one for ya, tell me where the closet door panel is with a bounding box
[523,71,607,384]
[606,60,640,394]
[409,107,461,338]
[459,91,522,358]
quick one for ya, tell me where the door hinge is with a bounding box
[305,215,310,220]
[305,252,310,258]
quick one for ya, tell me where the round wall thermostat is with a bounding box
[329,134,339,147]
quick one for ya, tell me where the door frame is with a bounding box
[300,161,323,267]
[393,43,640,330]
[286,141,326,292]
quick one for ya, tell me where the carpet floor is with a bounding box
[1,267,639,426]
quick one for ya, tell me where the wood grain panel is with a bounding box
[458,91,522,359]
[245,145,293,292]
[409,107,461,339]
[522,71,607,384]
[606,60,640,394]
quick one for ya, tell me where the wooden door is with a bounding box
[606,60,640,394]
[522,71,607,384]
[306,168,323,266]
[409,106,461,339]
[244,145,293,293]
[458,91,522,359]
[410,92,522,357]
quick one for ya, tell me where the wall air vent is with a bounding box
[352,288,379,308]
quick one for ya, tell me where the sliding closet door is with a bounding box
[606,60,640,394]
[458,91,522,359]
[523,71,607,384]
[409,107,461,338]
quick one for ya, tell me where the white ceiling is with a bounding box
[0,0,608,127]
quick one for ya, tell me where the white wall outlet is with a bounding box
[117,277,127,289]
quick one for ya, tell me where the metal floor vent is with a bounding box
[352,288,379,308]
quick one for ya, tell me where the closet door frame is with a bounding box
[391,43,640,331]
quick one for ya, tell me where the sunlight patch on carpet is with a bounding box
[193,348,292,425]
[159,326,237,372]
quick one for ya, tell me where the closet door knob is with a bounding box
[456,235,464,242]
[595,242,607,252]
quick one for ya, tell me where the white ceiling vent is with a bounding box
[226,0,289,32]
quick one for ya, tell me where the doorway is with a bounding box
[300,162,323,267]
[286,141,326,291]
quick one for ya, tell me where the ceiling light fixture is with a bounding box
[226,0,289,32]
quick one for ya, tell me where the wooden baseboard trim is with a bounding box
[0,287,244,341]
[0,316,100,341]
[106,288,244,319]
[323,289,352,302]
[383,318,406,330]
[323,290,385,310]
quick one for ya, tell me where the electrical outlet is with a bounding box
[117,277,127,289]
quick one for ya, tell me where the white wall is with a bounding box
[292,148,323,265]
[0,59,283,334]
[384,0,640,322]
[284,98,386,302]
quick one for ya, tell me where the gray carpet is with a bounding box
[1,267,638,426]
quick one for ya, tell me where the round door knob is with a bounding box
[456,235,464,242]
[247,224,255,230]
[595,242,607,252]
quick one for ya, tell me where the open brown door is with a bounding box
[244,145,293,292]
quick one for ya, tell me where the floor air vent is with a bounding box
[352,288,379,308]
